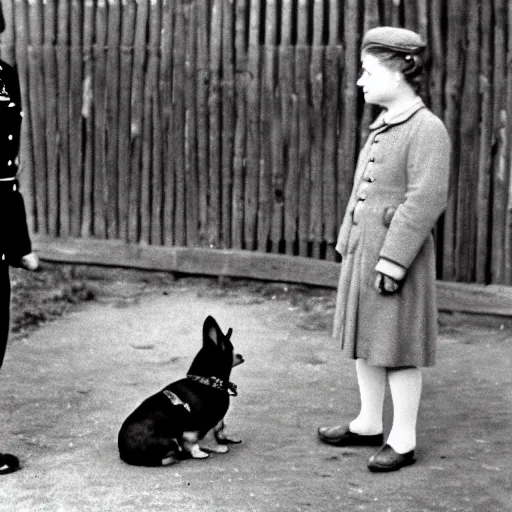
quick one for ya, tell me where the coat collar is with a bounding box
[369,97,425,130]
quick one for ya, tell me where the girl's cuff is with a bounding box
[375,258,406,281]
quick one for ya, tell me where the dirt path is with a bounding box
[0,275,510,511]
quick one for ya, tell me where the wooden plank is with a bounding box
[280,2,295,255]
[160,0,175,246]
[475,0,493,283]
[105,0,121,239]
[32,235,512,318]
[13,0,36,234]
[54,0,69,237]
[117,0,137,241]
[455,0,479,282]
[323,45,342,261]
[309,0,324,259]
[0,0,15,64]
[195,0,209,246]
[296,0,309,257]
[428,0,444,119]
[128,0,149,243]
[33,235,341,288]
[208,0,222,248]
[270,47,284,254]
[284,91,299,256]
[383,0,401,27]
[339,0,360,230]
[149,0,164,246]
[403,0,418,32]
[328,0,340,45]
[221,0,235,249]
[491,0,508,283]
[296,45,310,257]
[231,0,248,250]
[93,0,108,239]
[505,2,512,284]
[417,1,429,99]
[81,0,95,237]
[140,0,161,244]
[173,0,186,246]
[416,0,428,44]
[279,0,293,142]
[436,282,512,317]
[184,0,198,247]
[264,0,283,254]
[359,0,380,146]
[28,0,48,234]
[69,0,84,237]
[42,0,59,235]
[245,0,261,250]
[442,0,465,280]
[257,42,273,252]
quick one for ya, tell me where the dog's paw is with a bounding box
[188,445,209,459]
[206,444,229,454]
[217,435,242,445]
[214,428,242,445]
[161,455,180,466]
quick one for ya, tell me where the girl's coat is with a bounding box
[333,100,451,367]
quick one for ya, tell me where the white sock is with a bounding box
[387,367,422,454]
[349,358,386,435]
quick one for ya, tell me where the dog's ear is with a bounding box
[203,315,220,346]
[225,328,233,340]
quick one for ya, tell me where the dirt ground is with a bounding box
[0,264,510,512]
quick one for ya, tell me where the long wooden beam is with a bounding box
[33,236,512,318]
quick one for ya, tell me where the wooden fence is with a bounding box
[0,0,511,285]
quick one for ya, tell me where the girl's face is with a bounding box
[357,53,401,107]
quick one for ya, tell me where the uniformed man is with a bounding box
[0,0,39,475]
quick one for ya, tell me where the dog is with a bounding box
[118,315,244,467]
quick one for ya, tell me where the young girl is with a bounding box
[0,1,38,474]
[318,26,451,472]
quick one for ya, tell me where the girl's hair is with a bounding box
[363,47,426,93]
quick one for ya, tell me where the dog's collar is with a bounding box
[186,375,238,396]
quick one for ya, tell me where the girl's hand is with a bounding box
[374,272,401,295]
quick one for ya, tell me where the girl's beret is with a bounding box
[362,26,426,54]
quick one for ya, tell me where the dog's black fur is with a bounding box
[118,316,243,467]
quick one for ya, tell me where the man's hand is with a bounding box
[19,252,39,271]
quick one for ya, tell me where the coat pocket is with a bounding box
[382,205,398,227]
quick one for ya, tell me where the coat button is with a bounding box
[369,157,375,163]
[366,176,375,183]
[358,192,367,201]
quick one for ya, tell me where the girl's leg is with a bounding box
[349,358,386,435]
[386,366,422,454]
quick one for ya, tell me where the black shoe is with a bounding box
[317,425,384,447]
[0,453,20,475]
[367,444,416,472]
